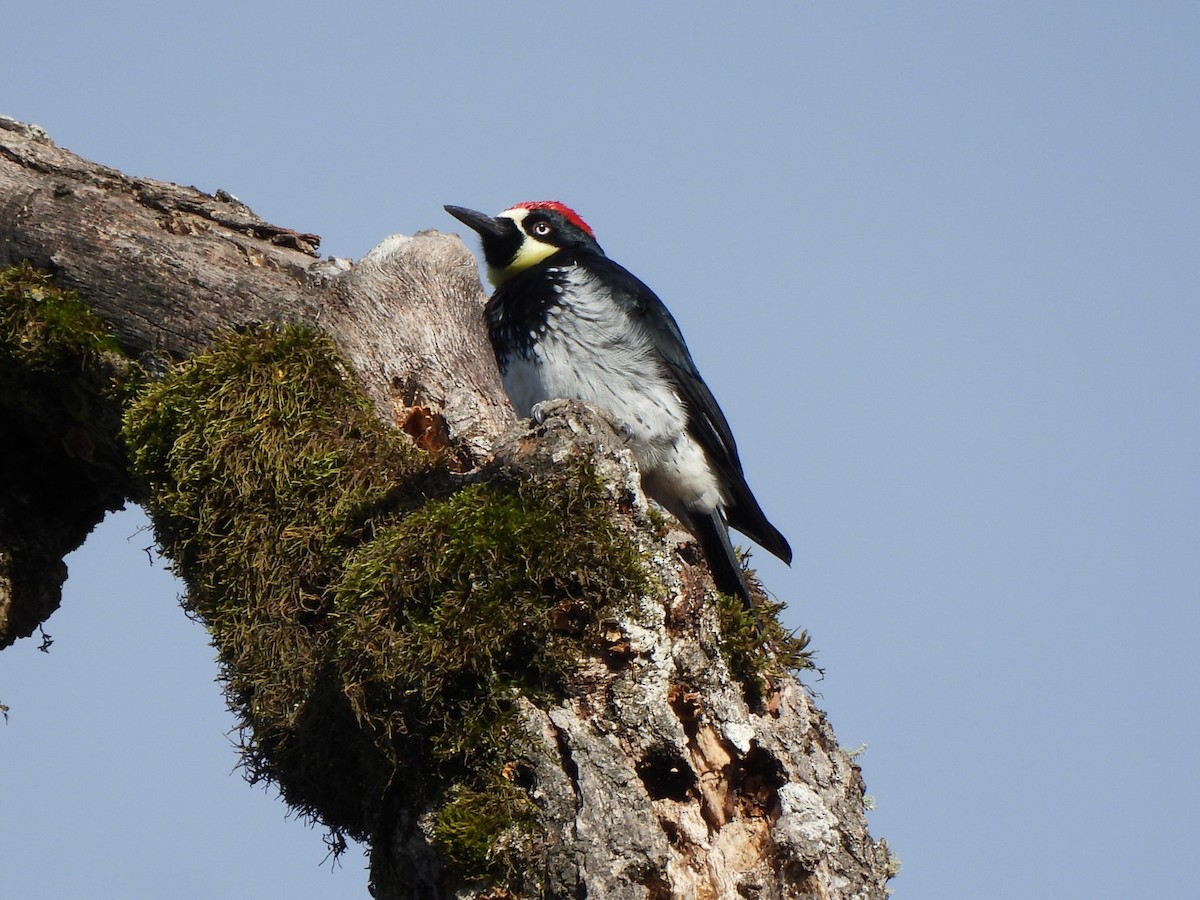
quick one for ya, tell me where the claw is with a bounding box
[531,399,569,425]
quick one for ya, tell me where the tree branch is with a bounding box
[0,115,893,899]
[0,114,512,448]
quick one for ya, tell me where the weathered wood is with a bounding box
[0,115,512,450]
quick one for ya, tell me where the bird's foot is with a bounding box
[530,398,576,425]
[532,399,636,440]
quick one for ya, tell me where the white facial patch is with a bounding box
[487,207,560,285]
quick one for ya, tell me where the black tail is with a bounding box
[722,471,792,566]
[693,510,753,607]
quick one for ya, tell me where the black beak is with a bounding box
[444,205,514,242]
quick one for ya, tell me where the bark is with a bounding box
[0,115,892,898]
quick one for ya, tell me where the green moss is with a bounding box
[122,324,649,883]
[124,323,434,585]
[431,778,538,881]
[716,580,818,708]
[335,468,645,765]
[0,262,125,367]
[124,323,445,838]
[0,264,142,621]
[1,262,142,448]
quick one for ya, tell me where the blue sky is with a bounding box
[2,3,1198,897]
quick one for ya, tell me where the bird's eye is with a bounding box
[531,221,553,237]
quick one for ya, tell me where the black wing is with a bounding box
[581,255,793,565]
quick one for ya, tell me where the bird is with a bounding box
[444,201,791,605]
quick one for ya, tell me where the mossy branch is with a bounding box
[1,116,892,899]
[123,325,653,883]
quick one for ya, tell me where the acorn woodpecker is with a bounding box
[444,201,791,604]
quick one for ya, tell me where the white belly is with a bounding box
[500,285,726,518]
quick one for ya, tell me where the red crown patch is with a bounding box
[510,201,595,238]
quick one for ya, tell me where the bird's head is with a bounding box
[444,201,603,287]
